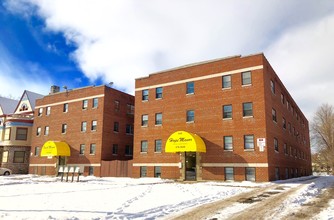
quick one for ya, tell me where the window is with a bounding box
[243,102,253,117]
[141,115,148,126]
[155,113,162,125]
[155,139,162,152]
[225,167,234,181]
[156,87,163,99]
[90,143,96,154]
[4,128,10,140]
[46,106,51,115]
[126,124,133,134]
[125,145,133,156]
[61,124,67,134]
[91,120,97,131]
[283,117,286,129]
[140,166,147,177]
[141,140,148,153]
[272,108,277,122]
[142,89,149,101]
[38,108,43,116]
[245,167,255,181]
[36,127,41,136]
[222,75,231,88]
[112,144,118,155]
[275,167,280,180]
[154,166,161,178]
[82,99,88,109]
[223,105,232,119]
[63,103,68,113]
[284,143,287,154]
[16,128,28,140]
[81,121,87,132]
[114,100,120,111]
[2,151,8,163]
[186,110,194,122]
[242,71,251,85]
[92,98,98,108]
[186,82,194,94]
[44,126,49,136]
[114,122,119,132]
[270,80,275,94]
[89,166,94,176]
[127,104,134,115]
[224,136,233,150]
[80,144,85,155]
[34,147,40,156]
[244,135,254,150]
[13,151,25,163]
[281,93,285,104]
[274,138,279,152]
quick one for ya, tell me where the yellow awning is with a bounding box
[40,141,71,157]
[165,131,206,153]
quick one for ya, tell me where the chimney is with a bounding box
[50,85,60,94]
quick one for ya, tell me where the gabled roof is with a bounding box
[25,90,44,110]
[0,96,19,115]
[14,90,44,113]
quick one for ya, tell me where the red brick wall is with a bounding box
[29,85,134,176]
[133,53,312,182]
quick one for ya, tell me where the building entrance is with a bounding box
[185,152,196,180]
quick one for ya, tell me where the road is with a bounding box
[170,177,334,220]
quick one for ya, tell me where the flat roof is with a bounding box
[136,53,263,80]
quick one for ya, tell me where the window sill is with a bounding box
[141,125,148,128]
[125,154,133,157]
[275,150,279,153]
[244,149,255,152]
[142,100,149,102]
[223,118,232,121]
[224,149,233,152]
[186,121,195,124]
[222,87,231,90]
[89,154,95,156]
[186,93,194,96]
[154,151,162,154]
[242,84,252,87]
[140,152,148,154]
[155,124,162,127]
[155,98,162,100]
[243,116,254,119]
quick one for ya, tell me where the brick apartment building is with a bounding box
[133,53,312,182]
[29,85,134,177]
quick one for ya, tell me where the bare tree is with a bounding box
[311,104,334,174]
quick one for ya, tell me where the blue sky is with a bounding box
[1,0,334,120]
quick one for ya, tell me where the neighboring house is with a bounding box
[0,91,43,174]
[133,53,312,182]
[29,85,134,177]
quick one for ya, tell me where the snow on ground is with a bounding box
[206,175,334,220]
[0,175,333,220]
[0,175,254,220]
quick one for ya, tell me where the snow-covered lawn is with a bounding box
[0,175,333,220]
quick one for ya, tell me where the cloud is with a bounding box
[3,0,334,120]
[0,42,52,98]
[266,13,334,119]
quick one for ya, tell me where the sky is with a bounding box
[0,0,334,120]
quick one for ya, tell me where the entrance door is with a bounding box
[185,152,196,180]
